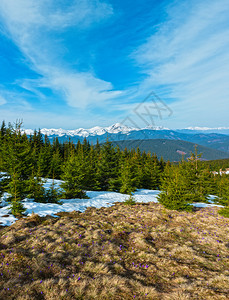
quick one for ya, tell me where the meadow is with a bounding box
[0,202,229,299]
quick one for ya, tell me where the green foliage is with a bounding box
[27,167,47,202]
[200,158,229,172]
[119,158,137,194]
[124,194,136,205]
[44,179,62,204]
[141,153,161,189]
[216,175,229,206]
[10,199,25,216]
[61,151,88,199]
[96,139,118,191]
[112,139,229,162]
[158,164,193,211]
[218,207,229,218]
[8,171,25,216]
[158,147,210,211]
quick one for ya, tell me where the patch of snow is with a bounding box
[0,179,223,227]
[191,203,224,208]
[0,181,160,226]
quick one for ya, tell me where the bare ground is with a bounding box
[0,202,229,299]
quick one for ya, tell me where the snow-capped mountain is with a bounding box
[23,123,169,138]
[176,127,229,135]
[185,127,229,130]
[22,123,229,155]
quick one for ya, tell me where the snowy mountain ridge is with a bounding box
[185,126,229,131]
[23,123,169,137]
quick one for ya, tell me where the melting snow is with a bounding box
[0,179,224,227]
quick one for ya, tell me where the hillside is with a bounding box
[111,139,229,161]
[0,202,228,299]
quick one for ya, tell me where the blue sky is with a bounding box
[0,0,228,129]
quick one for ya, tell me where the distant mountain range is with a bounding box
[111,139,229,161]
[176,127,229,135]
[24,123,229,137]
[23,123,229,156]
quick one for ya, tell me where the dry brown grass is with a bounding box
[0,203,229,299]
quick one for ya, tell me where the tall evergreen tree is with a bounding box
[119,158,137,194]
[61,150,88,199]
[141,153,161,189]
[217,175,229,206]
[1,122,32,215]
[96,139,118,190]
[158,164,193,211]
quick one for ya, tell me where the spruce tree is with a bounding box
[61,151,88,199]
[1,122,32,215]
[45,178,62,203]
[83,145,100,190]
[141,153,161,189]
[27,168,47,203]
[158,164,193,211]
[217,175,229,206]
[49,149,62,179]
[7,169,26,216]
[96,139,117,190]
[119,158,137,194]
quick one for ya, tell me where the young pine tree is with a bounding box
[119,158,137,194]
[96,139,118,191]
[217,175,229,206]
[45,177,62,203]
[158,164,193,211]
[7,169,26,216]
[141,153,161,189]
[27,167,47,203]
[61,151,88,199]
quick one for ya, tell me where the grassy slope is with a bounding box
[0,203,229,299]
[112,139,229,161]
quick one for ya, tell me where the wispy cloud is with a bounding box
[0,95,7,105]
[133,0,229,127]
[0,0,119,109]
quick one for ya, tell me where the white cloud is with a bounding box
[0,0,113,31]
[134,0,229,127]
[47,71,122,108]
[0,95,7,105]
[0,0,118,109]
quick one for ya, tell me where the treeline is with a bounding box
[0,121,229,217]
[200,158,229,172]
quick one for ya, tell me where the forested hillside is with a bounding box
[200,158,229,171]
[111,139,229,161]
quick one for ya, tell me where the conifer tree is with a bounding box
[38,138,52,177]
[83,145,100,190]
[96,139,117,190]
[45,178,62,203]
[61,150,88,199]
[119,158,137,194]
[141,153,161,189]
[217,175,229,206]
[185,147,209,202]
[1,121,32,215]
[49,149,62,179]
[158,164,193,211]
[27,167,47,203]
